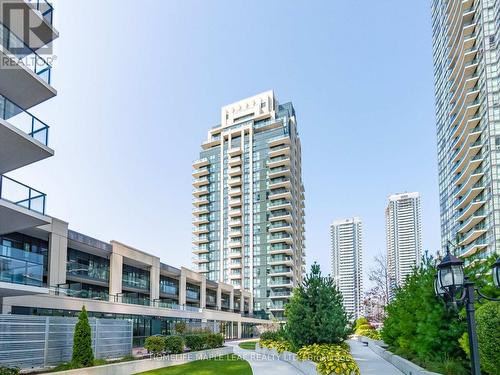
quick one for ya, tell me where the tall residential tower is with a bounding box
[431,0,499,258]
[385,192,422,289]
[330,217,363,320]
[192,91,306,320]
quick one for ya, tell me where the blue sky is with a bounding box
[12,0,439,282]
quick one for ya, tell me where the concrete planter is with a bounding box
[51,346,234,375]
[358,336,440,375]
[255,343,322,375]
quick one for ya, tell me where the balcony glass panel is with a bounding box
[0,24,52,84]
[0,94,49,145]
[122,264,150,290]
[0,175,46,214]
[186,283,200,300]
[66,248,109,282]
[56,282,109,301]
[27,0,54,25]
[0,244,43,286]
[160,276,178,296]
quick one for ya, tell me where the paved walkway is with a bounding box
[228,341,303,375]
[348,339,403,375]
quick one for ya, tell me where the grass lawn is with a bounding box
[238,341,257,350]
[136,354,252,375]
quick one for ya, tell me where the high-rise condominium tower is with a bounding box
[431,0,499,257]
[330,217,363,320]
[192,91,305,320]
[385,192,422,289]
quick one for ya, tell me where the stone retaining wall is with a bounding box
[51,346,234,375]
[357,336,440,375]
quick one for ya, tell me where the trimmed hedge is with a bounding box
[297,343,361,375]
[184,334,206,351]
[165,335,184,354]
[144,336,165,355]
[476,301,500,375]
[206,333,224,349]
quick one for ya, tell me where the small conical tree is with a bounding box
[72,306,94,367]
[286,262,350,349]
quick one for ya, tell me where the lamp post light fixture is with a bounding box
[435,247,500,375]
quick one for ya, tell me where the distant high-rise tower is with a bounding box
[431,0,500,257]
[330,217,363,320]
[385,193,422,289]
[191,91,306,320]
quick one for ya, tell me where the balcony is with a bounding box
[269,146,291,159]
[0,0,58,48]
[229,219,242,227]
[229,229,242,237]
[192,157,209,168]
[269,188,292,200]
[269,267,293,277]
[228,187,242,197]
[268,135,291,148]
[228,176,242,187]
[228,238,242,248]
[269,290,291,299]
[228,156,242,166]
[192,196,209,207]
[192,235,209,245]
[192,206,209,216]
[192,216,209,226]
[451,121,482,163]
[228,208,242,217]
[455,182,484,211]
[228,166,242,177]
[460,239,488,258]
[0,94,53,174]
[228,147,242,156]
[192,225,208,234]
[0,24,56,109]
[269,178,291,190]
[267,156,290,169]
[456,195,486,222]
[268,222,292,233]
[458,210,486,234]
[192,166,209,178]
[268,246,293,256]
[192,176,209,188]
[229,197,241,206]
[269,211,292,222]
[192,246,209,255]
[193,186,209,197]
[454,153,483,185]
[268,256,293,266]
[228,250,242,259]
[268,199,292,211]
[0,244,48,297]
[0,175,50,234]
[268,166,290,179]
[454,167,484,199]
[458,224,487,247]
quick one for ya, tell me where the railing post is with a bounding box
[43,316,50,367]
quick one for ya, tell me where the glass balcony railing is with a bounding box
[66,261,109,282]
[0,94,49,145]
[0,245,44,287]
[0,175,46,214]
[0,24,52,84]
[27,0,54,25]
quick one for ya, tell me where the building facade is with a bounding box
[192,91,306,320]
[431,0,500,258]
[330,217,363,320]
[1,224,266,345]
[385,192,422,289]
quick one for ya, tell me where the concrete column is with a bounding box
[237,321,242,339]
[179,270,187,306]
[200,278,206,309]
[249,295,254,314]
[216,284,222,310]
[240,295,244,313]
[229,290,234,311]
[47,218,68,287]
[150,258,160,303]
[109,253,123,302]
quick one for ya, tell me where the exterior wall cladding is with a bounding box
[192,91,306,320]
[431,0,500,259]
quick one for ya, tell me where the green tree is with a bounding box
[72,306,94,367]
[381,255,465,364]
[285,262,350,349]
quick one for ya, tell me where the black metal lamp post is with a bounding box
[435,247,500,375]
